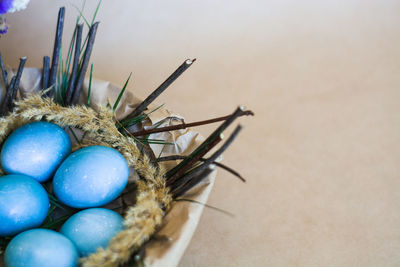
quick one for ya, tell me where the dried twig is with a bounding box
[172,125,242,197]
[42,56,50,90]
[0,51,8,89]
[0,76,15,116]
[166,106,245,178]
[158,155,246,182]
[128,59,196,118]
[132,110,253,137]
[71,22,99,104]
[48,7,65,97]
[8,57,26,110]
[166,134,223,186]
[65,23,83,105]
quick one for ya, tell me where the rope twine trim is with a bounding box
[0,94,172,267]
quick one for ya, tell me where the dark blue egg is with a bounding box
[0,175,49,237]
[60,208,124,256]
[4,228,79,267]
[53,146,129,208]
[1,121,72,182]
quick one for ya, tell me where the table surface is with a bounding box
[2,0,400,266]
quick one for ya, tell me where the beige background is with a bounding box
[2,0,400,266]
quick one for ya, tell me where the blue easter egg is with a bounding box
[0,175,49,237]
[4,228,79,267]
[60,208,124,256]
[1,121,72,182]
[53,146,129,208]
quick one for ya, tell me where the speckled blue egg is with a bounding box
[0,175,49,237]
[53,146,129,208]
[60,208,124,256]
[1,121,72,182]
[4,228,79,267]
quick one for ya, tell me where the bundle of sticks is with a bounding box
[0,6,253,198]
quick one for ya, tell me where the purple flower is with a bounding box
[0,15,7,34]
[0,25,8,34]
[0,0,14,15]
[0,0,30,35]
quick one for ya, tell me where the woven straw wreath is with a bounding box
[0,93,172,267]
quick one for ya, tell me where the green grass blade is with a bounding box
[119,103,164,129]
[47,193,69,212]
[119,114,146,128]
[79,0,87,21]
[175,198,234,217]
[60,0,86,103]
[77,0,101,64]
[82,0,87,12]
[64,26,77,77]
[41,214,71,230]
[55,46,63,104]
[158,143,166,158]
[136,138,174,145]
[146,103,164,116]
[71,4,90,28]
[113,72,132,111]
[62,27,77,96]
[91,0,102,25]
[68,126,81,144]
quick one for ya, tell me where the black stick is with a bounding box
[166,106,245,178]
[8,57,26,110]
[128,59,196,118]
[166,135,223,186]
[71,22,99,105]
[172,125,242,197]
[65,23,83,105]
[173,169,214,199]
[42,56,50,90]
[48,7,65,97]
[0,76,15,116]
[158,155,246,182]
[0,51,8,89]
[131,110,254,137]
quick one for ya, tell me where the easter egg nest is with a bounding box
[0,93,172,266]
[0,3,253,267]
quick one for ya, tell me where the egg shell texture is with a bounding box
[53,145,129,208]
[60,208,124,256]
[1,121,72,182]
[0,174,49,237]
[4,228,79,267]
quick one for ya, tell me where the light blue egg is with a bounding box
[53,146,129,208]
[4,228,79,267]
[0,175,49,237]
[60,208,124,256]
[1,121,72,182]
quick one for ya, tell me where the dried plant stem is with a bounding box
[48,7,65,97]
[166,134,223,186]
[42,56,50,90]
[172,125,242,197]
[71,22,99,104]
[0,51,8,88]
[166,106,245,178]
[158,155,246,182]
[132,110,254,137]
[175,198,234,217]
[65,23,83,105]
[8,57,26,110]
[0,77,15,116]
[128,59,196,118]
[13,57,27,91]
